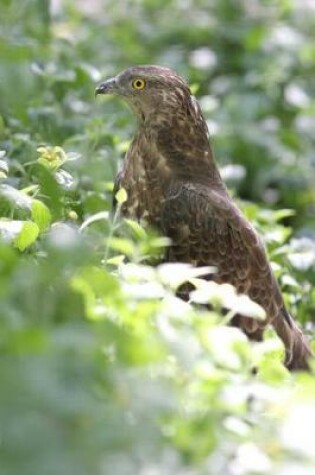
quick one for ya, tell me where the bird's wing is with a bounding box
[161,183,284,332]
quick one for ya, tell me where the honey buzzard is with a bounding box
[96,65,311,370]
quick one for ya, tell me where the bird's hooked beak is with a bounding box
[95,77,118,97]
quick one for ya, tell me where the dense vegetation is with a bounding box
[0,1,315,474]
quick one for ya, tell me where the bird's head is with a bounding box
[95,65,193,122]
[96,65,217,184]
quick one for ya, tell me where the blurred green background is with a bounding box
[0,1,315,474]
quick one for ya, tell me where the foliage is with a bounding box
[0,1,315,474]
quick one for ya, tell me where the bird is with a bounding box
[96,65,312,370]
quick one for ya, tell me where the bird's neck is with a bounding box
[143,115,224,189]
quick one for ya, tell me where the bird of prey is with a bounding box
[96,65,312,370]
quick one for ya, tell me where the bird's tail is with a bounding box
[273,309,312,371]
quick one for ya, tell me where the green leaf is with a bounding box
[106,254,125,266]
[125,219,147,239]
[273,209,296,222]
[157,263,215,289]
[115,187,128,204]
[14,221,39,251]
[80,211,110,232]
[107,237,135,256]
[31,200,51,232]
[190,280,266,320]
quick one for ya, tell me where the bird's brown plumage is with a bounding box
[96,65,312,370]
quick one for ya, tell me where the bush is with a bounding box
[0,1,314,474]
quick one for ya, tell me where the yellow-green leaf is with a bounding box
[14,221,39,251]
[115,187,128,204]
[31,200,51,232]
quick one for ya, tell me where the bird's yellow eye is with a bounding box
[132,78,146,90]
